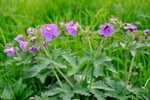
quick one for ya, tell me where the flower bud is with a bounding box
[134,34,140,41]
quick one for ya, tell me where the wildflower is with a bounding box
[26,27,36,34]
[41,24,58,41]
[66,21,77,37]
[109,15,118,24]
[19,41,27,52]
[4,48,15,56]
[109,15,118,22]
[47,84,51,88]
[29,46,39,53]
[98,24,115,37]
[41,42,48,50]
[143,29,149,34]
[14,35,23,43]
[126,24,137,32]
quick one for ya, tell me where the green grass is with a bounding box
[0,0,150,99]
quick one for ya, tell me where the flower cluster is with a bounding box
[4,17,150,56]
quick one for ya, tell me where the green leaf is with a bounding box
[57,84,74,100]
[36,70,51,83]
[107,66,117,73]
[91,89,105,100]
[91,81,115,91]
[24,60,52,78]
[62,55,77,68]
[62,55,78,76]
[45,88,62,96]
[35,96,45,100]
[1,87,12,99]
[74,88,90,96]
[52,57,67,69]
[94,54,116,77]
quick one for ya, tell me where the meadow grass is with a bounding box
[0,0,150,99]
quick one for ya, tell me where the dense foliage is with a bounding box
[0,0,150,100]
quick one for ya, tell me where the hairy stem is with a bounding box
[124,56,135,88]
[52,68,62,87]
[125,49,128,81]
[89,56,95,92]
[87,37,93,52]
[41,43,64,87]
[80,61,92,82]
[53,63,73,88]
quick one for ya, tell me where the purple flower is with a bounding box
[98,24,115,37]
[143,29,149,34]
[29,46,39,53]
[19,41,27,52]
[14,35,23,43]
[4,48,15,56]
[127,24,137,32]
[41,24,58,41]
[66,21,77,37]
[41,42,48,50]
[47,84,51,88]
[26,28,31,34]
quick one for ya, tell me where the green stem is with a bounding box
[41,43,63,87]
[52,68,62,87]
[95,37,107,56]
[89,58,95,92]
[125,49,127,81]
[41,43,50,58]
[124,56,135,88]
[53,63,73,88]
[95,38,104,56]
[80,61,92,82]
[45,42,52,59]
[87,37,93,52]
[80,38,108,83]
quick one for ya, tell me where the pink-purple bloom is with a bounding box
[143,29,149,34]
[29,46,39,53]
[4,48,15,56]
[66,21,77,37]
[14,35,23,43]
[98,24,115,37]
[19,41,27,52]
[41,24,58,41]
[127,24,137,32]
[26,28,31,34]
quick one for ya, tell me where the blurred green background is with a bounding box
[0,0,150,62]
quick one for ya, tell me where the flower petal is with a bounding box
[104,30,110,37]
[41,30,46,37]
[45,33,53,41]
[98,29,104,35]
[108,24,114,28]
[110,29,115,34]
[100,25,106,28]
